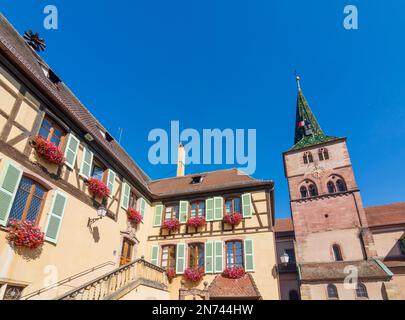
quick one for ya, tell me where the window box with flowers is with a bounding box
[186,216,206,229]
[400,238,405,254]
[183,267,204,283]
[162,218,180,232]
[127,208,142,225]
[30,135,65,165]
[166,268,176,282]
[223,212,243,226]
[6,219,45,249]
[222,266,245,279]
[85,177,110,199]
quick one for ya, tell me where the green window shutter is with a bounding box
[176,243,186,274]
[44,191,68,244]
[121,182,130,209]
[242,193,253,218]
[205,241,214,273]
[214,240,224,273]
[0,161,23,226]
[64,134,80,169]
[150,245,160,266]
[205,198,214,221]
[153,204,163,227]
[214,197,224,221]
[79,146,93,178]
[106,169,116,195]
[244,239,254,272]
[179,201,189,223]
[139,198,146,217]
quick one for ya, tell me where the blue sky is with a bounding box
[2,1,405,218]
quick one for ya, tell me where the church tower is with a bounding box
[283,77,383,299]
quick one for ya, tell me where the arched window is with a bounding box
[303,152,314,164]
[318,148,329,161]
[332,244,343,261]
[308,184,318,197]
[355,283,369,299]
[8,176,47,225]
[289,290,300,300]
[300,186,308,198]
[327,181,336,194]
[327,284,339,299]
[336,179,347,192]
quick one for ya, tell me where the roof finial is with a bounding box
[295,70,301,91]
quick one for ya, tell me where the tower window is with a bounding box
[355,283,369,299]
[303,152,314,164]
[327,284,339,299]
[318,148,329,161]
[300,186,308,198]
[336,179,347,192]
[327,181,336,194]
[332,244,343,261]
[308,184,318,197]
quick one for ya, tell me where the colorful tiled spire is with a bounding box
[290,76,338,151]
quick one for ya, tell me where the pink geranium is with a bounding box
[162,218,180,232]
[6,219,44,249]
[223,212,243,226]
[184,267,204,282]
[85,177,110,199]
[222,266,245,279]
[166,268,176,282]
[30,135,65,165]
[186,216,206,228]
[127,208,143,224]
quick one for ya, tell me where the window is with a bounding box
[332,244,343,261]
[300,186,308,198]
[2,284,25,300]
[308,184,318,197]
[164,204,179,221]
[327,284,339,299]
[91,159,105,181]
[355,283,368,299]
[336,179,347,192]
[303,152,314,164]
[189,243,204,269]
[289,290,300,300]
[327,181,336,194]
[225,197,241,214]
[191,176,203,184]
[38,116,65,148]
[161,245,176,270]
[128,191,137,209]
[398,239,405,255]
[226,240,243,268]
[318,148,329,161]
[8,176,46,224]
[190,201,205,217]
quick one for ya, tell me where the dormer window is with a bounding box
[105,131,114,142]
[191,176,203,184]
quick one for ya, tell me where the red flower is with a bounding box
[30,135,65,165]
[186,216,206,228]
[162,218,180,232]
[6,219,44,249]
[184,267,204,282]
[223,212,243,226]
[166,268,176,282]
[85,177,110,199]
[127,208,143,224]
[222,266,245,279]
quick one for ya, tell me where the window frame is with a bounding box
[332,244,343,261]
[300,186,308,198]
[308,184,318,197]
[336,179,347,192]
[90,158,107,182]
[38,115,66,149]
[327,284,339,300]
[188,242,205,269]
[327,181,336,194]
[189,200,206,218]
[355,283,369,299]
[225,240,244,269]
[303,151,314,164]
[128,191,137,209]
[163,203,180,222]
[161,244,176,270]
[224,196,242,215]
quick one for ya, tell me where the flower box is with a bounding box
[222,266,245,279]
[184,267,204,282]
[186,216,206,228]
[6,219,45,249]
[162,218,180,232]
[223,212,242,226]
[166,268,176,282]
[127,208,143,224]
[85,177,110,199]
[30,135,65,165]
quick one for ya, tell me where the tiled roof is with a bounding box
[149,168,273,197]
[299,260,391,282]
[365,202,405,228]
[208,274,262,299]
[0,13,150,189]
[274,218,294,233]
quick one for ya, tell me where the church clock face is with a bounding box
[309,162,325,180]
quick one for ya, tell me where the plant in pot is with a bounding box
[166,268,176,282]
[85,177,110,199]
[162,218,180,232]
[6,219,45,249]
[183,267,205,283]
[127,208,143,224]
[30,135,65,165]
[223,212,243,226]
[186,216,206,229]
[222,266,245,279]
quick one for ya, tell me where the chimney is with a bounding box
[176,143,185,177]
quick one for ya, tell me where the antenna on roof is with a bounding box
[118,127,123,144]
[23,30,46,52]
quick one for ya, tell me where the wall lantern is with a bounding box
[87,205,107,229]
[280,252,290,265]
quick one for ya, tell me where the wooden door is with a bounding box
[120,238,134,266]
